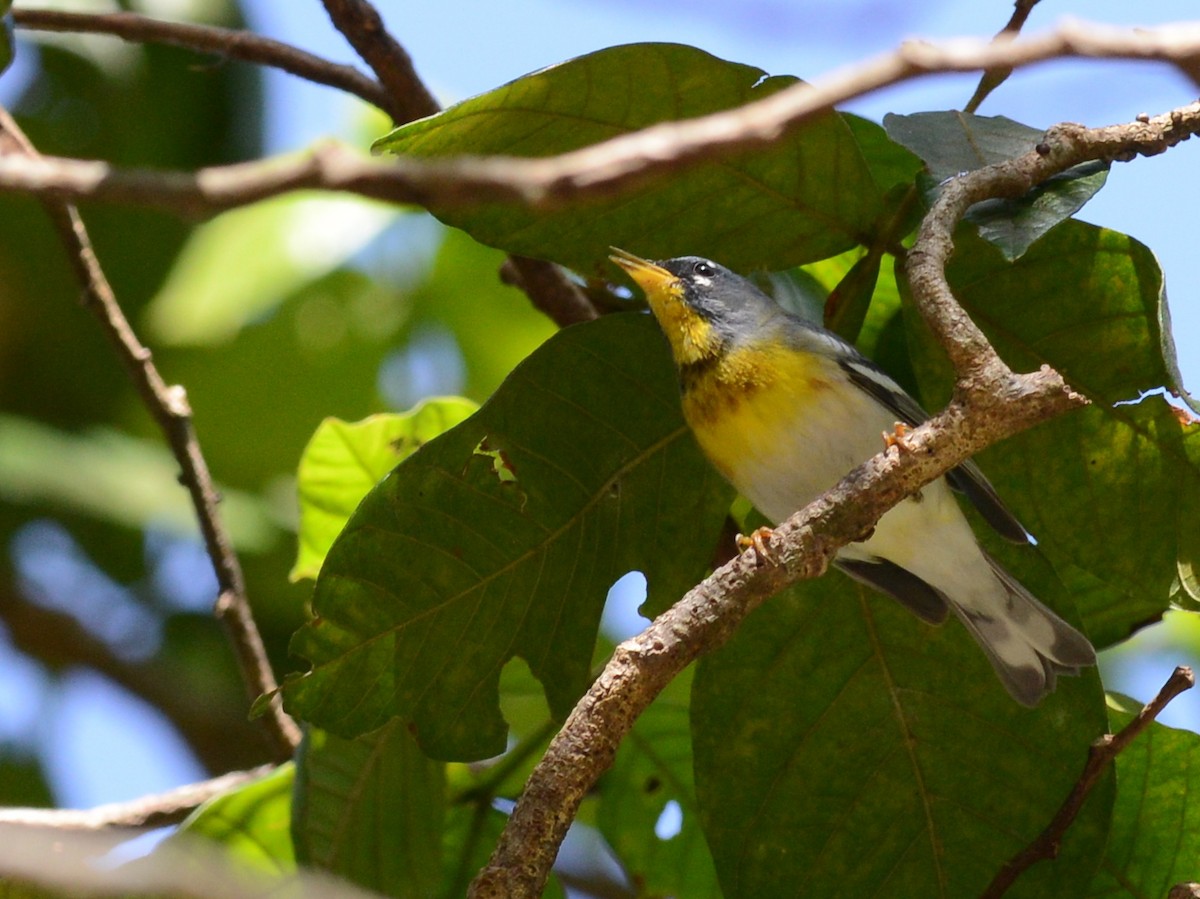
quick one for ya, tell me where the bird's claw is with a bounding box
[736,526,778,566]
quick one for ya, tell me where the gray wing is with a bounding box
[837,355,1030,544]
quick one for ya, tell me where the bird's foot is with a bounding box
[736,526,778,566]
[883,421,915,452]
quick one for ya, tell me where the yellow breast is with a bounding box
[683,343,836,483]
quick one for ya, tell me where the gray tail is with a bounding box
[952,553,1096,706]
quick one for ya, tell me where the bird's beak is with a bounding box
[609,248,678,297]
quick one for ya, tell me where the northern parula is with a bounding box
[610,248,1095,706]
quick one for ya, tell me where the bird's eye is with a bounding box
[693,261,714,278]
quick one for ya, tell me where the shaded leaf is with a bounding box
[823,249,882,345]
[1088,695,1200,897]
[283,313,732,758]
[904,223,1197,646]
[692,576,1108,899]
[884,112,1108,259]
[177,764,296,875]
[376,43,907,274]
[292,400,479,581]
[598,667,720,898]
[295,724,443,898]
[1,0,12,77]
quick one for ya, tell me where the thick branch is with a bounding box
[0,108,300,760]
[0,766,275,829]
[11,8,392,112]
[982,666,1196,898]
[318,0,439,123]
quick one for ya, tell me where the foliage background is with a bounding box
[0,0,1197,894]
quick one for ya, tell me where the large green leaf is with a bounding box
[904,223,1198,644]
[375,43,918,274]
[176,764,296,875]
[282,313,733,758]
[1088,695,1200,897]
[292,400,479,581]
[597,666,720,898]
[884,112,1109,260]
[692,577,1109,899]
[295,724,443,898]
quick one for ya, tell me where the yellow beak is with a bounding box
[609,248,679,298]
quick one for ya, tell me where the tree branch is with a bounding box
[466,96,1198,897]
[11,7,392,113]
[317,0,438,123]
[0,107,300,761]
[0,766,275,829]
[981,666,1196,898]
[964,0,1044,113]
[0,21,1197,219]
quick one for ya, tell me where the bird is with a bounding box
[609,247,1095,706]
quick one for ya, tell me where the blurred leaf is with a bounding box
[692,576,1109,899]
[884,112,1109,259]
[408,228,557,402]
[376,43,910,274]
[904,223,1197,646]
[1,0,13,77]
[598,667,720,898]
[1088,694,1200,897]
[0,415,279,552]
[0,754,52,809]
[283,313,733,758]
[177,764,296,875]
[295,724,443,898]
[147,193,399,346]
[292,400,478,581]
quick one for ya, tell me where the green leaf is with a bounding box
[904,223,1197,646]
[292,400,479,581]
[692,577,1109,899]
[283,313,733,758]
[824,249,883,345]
[1088,694,1200,896]
[295,724,444,898]
[375,43,905,274]
[146,192,399,346]
[0,414,278,552]
[176,764,296,875]
[884,112,1109,259]
[598,667,720,898]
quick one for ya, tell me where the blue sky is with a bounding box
[4,0,1198,809]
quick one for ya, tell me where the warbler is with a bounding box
[610,248,1095,706]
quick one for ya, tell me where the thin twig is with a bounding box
[318,0,438,123]
[0,21,1198,218]
[11,7,392,113]
[467,96,1196,897]
[0,106,300,760]
[981,666,1196,898]
[499,256,597,327]
[0,765,276,829]
[965,0,1044,113]
[316,0,597,324]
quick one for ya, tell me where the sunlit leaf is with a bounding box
[376,43,919,274]
[177,764,295,875]
[147,192,399,346]
[693,577,1108,898]
[293,400,478,581]
[885,112,1109,259]
[283,313,733,759]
